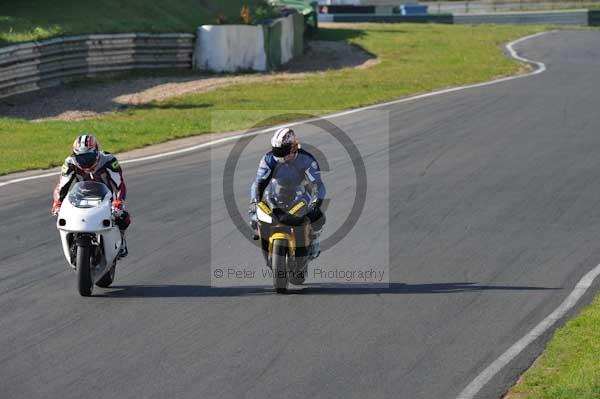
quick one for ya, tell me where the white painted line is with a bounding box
[0,171,65,187]
[457,262,600,399]
[0,31,550,189]
[506,31,547,74]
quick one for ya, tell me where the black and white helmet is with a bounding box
[72,134,100,171]
[271,127,298,163]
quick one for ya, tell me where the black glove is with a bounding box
[308,199,323,212]
[307,199,325,230]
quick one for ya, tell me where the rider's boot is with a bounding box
[310,229,321,260]
[118,230,128,258]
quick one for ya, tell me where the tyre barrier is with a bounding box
[0,33,195,99]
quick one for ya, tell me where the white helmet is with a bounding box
[271,127,298,163]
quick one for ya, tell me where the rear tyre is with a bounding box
[289,264,306,285]
[272,239,288,294]
[76,245,93,296]
[96,261,116,288]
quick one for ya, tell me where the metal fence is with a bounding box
[0,33,195,99]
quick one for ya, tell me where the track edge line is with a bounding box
[456,262,600,399]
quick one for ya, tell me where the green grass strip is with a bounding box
[0,0,269,46]
[506,293,600,399]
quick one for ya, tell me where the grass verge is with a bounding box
[0,0,269,46]
[0,23,546,175]
[506,293,600,399]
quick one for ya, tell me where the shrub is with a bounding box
[216,13,227,25]
[253,2,280,24]
[240,5,252,24]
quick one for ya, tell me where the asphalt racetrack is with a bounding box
[2,31,600,399]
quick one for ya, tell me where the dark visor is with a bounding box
[75,151,98,168]
[272,144,292,158]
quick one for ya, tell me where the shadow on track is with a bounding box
[97,282,558,298]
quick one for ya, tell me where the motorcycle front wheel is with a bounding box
[272,239,288,294]
[96,261,116,288]
[76,245,93,296]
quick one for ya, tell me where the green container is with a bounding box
[264,19,283,70]
[270,0,318,33]
[292,13,304,57]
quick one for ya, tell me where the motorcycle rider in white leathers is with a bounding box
[51,134,130,258]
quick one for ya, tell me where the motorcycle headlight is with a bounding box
[256,205,272,224]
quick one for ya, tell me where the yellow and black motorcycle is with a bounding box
[254,192,313,293]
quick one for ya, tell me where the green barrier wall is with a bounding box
[263,14,304,70]
[264,19,282,70]
[292,13,304,57]
[332,14,454,24]
[589,10,600,26]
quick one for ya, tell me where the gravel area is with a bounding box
[0,41,377,121]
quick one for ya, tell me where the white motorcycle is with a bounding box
[56,181,122,296]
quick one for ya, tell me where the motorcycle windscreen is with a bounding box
[68,181,111,208]
[264,178,304,211]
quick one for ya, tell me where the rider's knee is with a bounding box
[116,211,131,231]
[309,209,325,232]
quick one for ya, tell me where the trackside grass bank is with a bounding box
[0,24,546,175]
[0,0,270,46]
[506,294,600,399]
